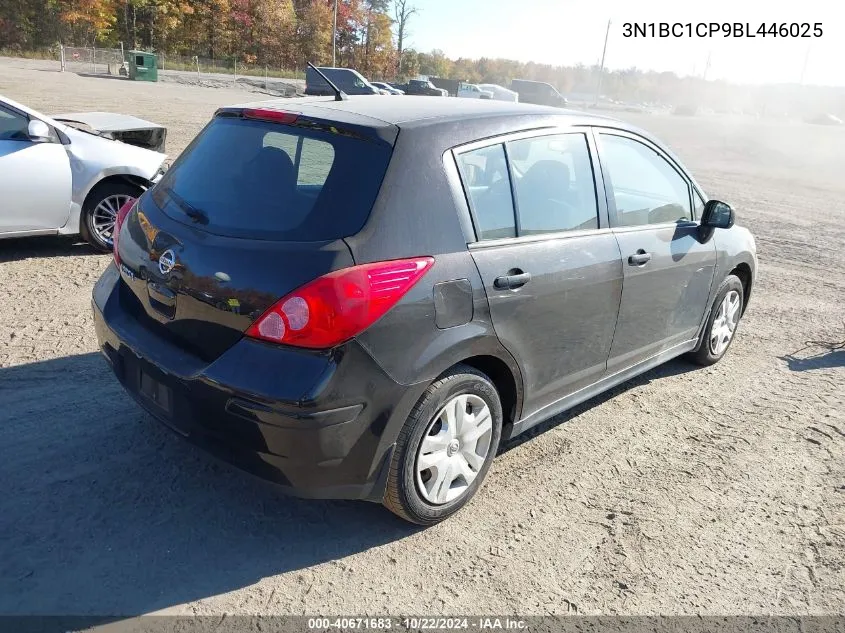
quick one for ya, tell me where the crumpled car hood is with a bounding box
[53,112,167,152]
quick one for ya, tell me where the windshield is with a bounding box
[154,116,392,241]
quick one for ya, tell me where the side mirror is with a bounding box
[701,199,734,229]
[27,119,52,142]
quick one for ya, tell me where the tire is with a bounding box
[80,182,143,252]
[689,274,744,366]
[384,365,503,525]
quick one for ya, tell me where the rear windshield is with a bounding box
[153,116,392,240]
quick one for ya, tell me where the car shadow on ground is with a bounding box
[0,235,101,262]
[0,352,420,616]
[1,351,703,615]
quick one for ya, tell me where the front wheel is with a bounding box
[689,274,744,366]
[80,182,143,252]
[384,365,502,525]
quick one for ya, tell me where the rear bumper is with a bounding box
[92,264,426,501]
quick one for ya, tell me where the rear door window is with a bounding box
[506,133,599,234]
[456,132,600,241]
[154,116,391,241]
[456,143,516,240]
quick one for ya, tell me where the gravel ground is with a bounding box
[1,57,843,617]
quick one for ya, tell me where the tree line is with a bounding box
[0,0,842,117]
[0,0,403,77]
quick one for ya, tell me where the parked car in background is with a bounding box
[511,79,568,107]
[477,83,519,102]
[371,82,404,95]
[396,79,448,96]
[0,94,168,251]
[429,77,462,96]
[94,96,756,525]
[806,113,843,125]
[457,83,493,99]
[673,104,698,116]
[304,66,382,96]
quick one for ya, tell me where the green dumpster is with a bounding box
[126,50,158,82]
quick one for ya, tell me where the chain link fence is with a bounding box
[157,53,303,95]
[60,45,126,75]
[56,46,303,95]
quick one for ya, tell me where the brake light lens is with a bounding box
[242,108,299,125]
[246,257,435,349]
[112,197,136,266]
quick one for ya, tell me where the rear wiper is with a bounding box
[163,187,208,224]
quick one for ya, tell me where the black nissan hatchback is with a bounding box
[93,96,757,524]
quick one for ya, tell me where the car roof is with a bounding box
[217,95,691,168]
[226,95,623,130]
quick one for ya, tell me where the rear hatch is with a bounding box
[115,105,395,362]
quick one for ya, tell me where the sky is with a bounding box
[406,0,845,87]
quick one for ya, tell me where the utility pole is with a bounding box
[703,51,711,80]
[332,0,338,67]
[799,44,810,85]
[594,19,611,105]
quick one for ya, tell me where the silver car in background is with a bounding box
[478,84,519,103]
[0,94,168,251]
[370,81,405,95]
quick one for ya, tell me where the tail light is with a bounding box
[112,197,136,266]
[246,257,435,349]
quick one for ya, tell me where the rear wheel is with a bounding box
[384,365,502,525]
[689,274,744,366]
[80,182,143,252]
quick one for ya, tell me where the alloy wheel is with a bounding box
[92,194,133,246]
[710,289,741,355]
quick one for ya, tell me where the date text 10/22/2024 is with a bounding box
[307,617,528,630]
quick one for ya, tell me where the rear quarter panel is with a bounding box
[347,113,619,422]
[347,117,543,412]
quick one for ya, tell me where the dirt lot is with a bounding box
[1,56,843,617]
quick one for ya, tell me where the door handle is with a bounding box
[494,271,532,290]
[628,250,652,266]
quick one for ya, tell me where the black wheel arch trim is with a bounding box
[82,174,152,210]
[357,333,525,443]
[691,261,753,352]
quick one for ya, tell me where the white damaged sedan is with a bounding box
[0,94,168,251]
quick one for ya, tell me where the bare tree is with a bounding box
[393,0,417,76]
